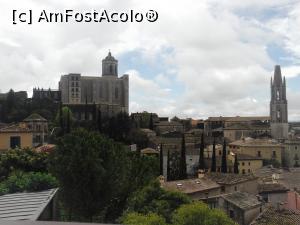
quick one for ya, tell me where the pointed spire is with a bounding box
[273,65,283,86]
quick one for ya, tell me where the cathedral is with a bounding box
[270,65,289,140]
[59,52,129,119]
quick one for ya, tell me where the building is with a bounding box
[283,138,300,167]
[0,189,58,221]
[228,138,283,165]
[160,176,221,201]
[32,88,61,102]
[59,52,129,118]
[258,183,289,207]
[229,153,263,175]
[224,123,270,142]
[0,123,33,151]
[251,206,300,225]
[205,172,259,195]
[154,120,184,134]
[219,192,262,225]
[270,65,289,140]
[23,113,48,147]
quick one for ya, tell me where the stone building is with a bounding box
[32,88,61,102]
[270,65,289,140]
[228,138,283,165]
[59,52,129,118]
[23,113,48,147]
[219,192,262,225]
[282,138,300,168]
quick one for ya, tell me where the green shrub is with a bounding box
[122,212,167,225]
[0,171,58,195]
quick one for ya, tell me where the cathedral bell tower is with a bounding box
[102,51,118,77]
[270,65,288,140]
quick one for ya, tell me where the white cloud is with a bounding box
[0,0,300,120]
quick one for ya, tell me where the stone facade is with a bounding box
[59,52,129,116]
[283,138,300,167]
[270,65,288,140]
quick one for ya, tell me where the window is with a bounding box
[272,151,277,158]
[242,169,245,174]
[242,162,245,166]
[110,65,113,73]
[219,150,222,156]
[248,169,251,173]
[276,90,280,100]
[10,136,21,149]
[248,162,251,166]
[234,186,237,191]
[257,151,261,157]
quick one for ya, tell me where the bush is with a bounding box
[0,171,58,195]
[0,148,49,181]
[172,202,235,225]
[122,212,167,225]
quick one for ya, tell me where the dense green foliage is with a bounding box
[263,158,281,168]
[125,180,191,223]
[49,128,159,222]
[0,148,49,181]
[122,213,167,225]
[172,202,235,225]
[123,195,235,225]
[0,89,58,123]
[0,171,58,195]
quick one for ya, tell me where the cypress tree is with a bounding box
[149,113,154,130]
[97,110,102,132]
[180,134,187,179]
[160,143,164,176]
[221,139,227,173]
[234,154,239,174]
[66,108,71,134]
[167,150,170,181]
[211,138,217,172]
[199,133,205,170]
[59,101,64,134]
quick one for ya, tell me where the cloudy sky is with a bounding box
[1,0,300,120]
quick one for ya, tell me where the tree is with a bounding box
[167,150,171,181]
[172,202,235,225]
[125,180,191,223]
[179,134,187,180]
[160,144,164,176]
[0,148,49,182]
[234,154,239,174]
[97,110,102,132]
[221,139,227,173]
[199,133,205,170]
[0,171,58,195]
[211,139,216,172]
[49,128,159,222]
[149,113,154,130]
[49,129,131,221]
[122,213,167,225]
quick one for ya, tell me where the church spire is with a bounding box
[273,65,283,86]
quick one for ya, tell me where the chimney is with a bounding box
[198,169,205,179]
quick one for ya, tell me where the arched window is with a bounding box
[109,65,113,74]
[276,90,280,100]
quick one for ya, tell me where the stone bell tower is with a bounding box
[270,65,288,140]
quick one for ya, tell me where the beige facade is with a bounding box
[0,123,33,151]
[228,153,263,174]
[229,138,283,165]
